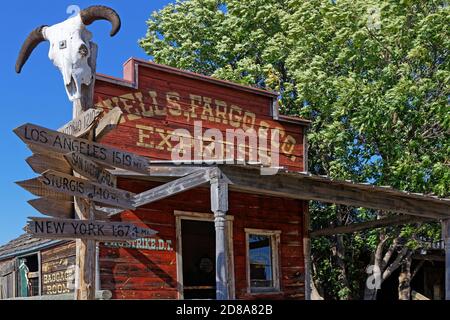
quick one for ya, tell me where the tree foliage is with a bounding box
[140,0,450,299]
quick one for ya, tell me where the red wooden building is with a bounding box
[1,59,449,300]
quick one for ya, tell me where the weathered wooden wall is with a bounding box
[99,179,305,300]
[0,259,16,299]
[93,59,306,300]
[40,242,76,296]
[94,60,306,172]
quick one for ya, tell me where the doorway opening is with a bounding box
[181,219,216,299]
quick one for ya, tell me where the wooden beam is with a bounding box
[131,168,214,208]
[412,254,445,262]
[110,166,206,178]
[311,215,432,237]
[220,166,450,219]
[72,53,97,302]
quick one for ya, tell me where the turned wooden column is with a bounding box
[210,174,230,300]
[443,220,450,300]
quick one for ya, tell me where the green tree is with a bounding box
[140,0,450,299]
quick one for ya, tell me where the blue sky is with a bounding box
[0,0,173,246]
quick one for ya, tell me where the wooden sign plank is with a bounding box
[95,107,123,141]
[38,170,136,210]
[28,198,111,220]
[28,198,73,219]
[16,178,72,201]
[26,154,72,175]
[25,217,158,242]
[64,152,117,188]
[14,123,150,174]
[58,109,102,137]
[27,144,66,160]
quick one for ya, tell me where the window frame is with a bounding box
[245,228,281,294]
[16,252,41,298]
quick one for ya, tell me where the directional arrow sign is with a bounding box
[14,123,150,174]
[59,109,102,137]
[64,152,117,188]
[38,170,136,210]
[25,217,158,241]
[28,198,112,220]
[95,107,123,140]
[26,153,72,175]
[28,198,74,219]
[16,178,73,201]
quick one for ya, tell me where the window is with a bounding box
[245,229,281,293]
[17,254,40,298]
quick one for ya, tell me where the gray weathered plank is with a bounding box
[16,178,72,201]
[26,153,72,175]
[0,260,15,277]
[25,217,158,241]
[110,166,205,178]
[220,166,450,219]
[132,168,214,208]
[28,198,73,219]
[14,123,150,174]
[95,107,123,140]
[311,215,432,237]
[38,170,135,210]
[64,152,117,188]
[58,109,102,138]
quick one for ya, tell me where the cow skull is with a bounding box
[16,5,121,102]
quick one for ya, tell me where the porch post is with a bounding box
[443,220,450,300]
[210,173,230,300]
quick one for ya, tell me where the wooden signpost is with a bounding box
[38,170,135,210]
[25,217,158,242]
[14,123,151,175]
[26,153,73,175]
[28,198,74,219]
[64,152,117,188]
[94,107,123,140]
[58,109,102,138]
[16,178,73,201]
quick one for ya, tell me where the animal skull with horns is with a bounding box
[15,5,121,102]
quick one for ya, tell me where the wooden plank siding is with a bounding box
[98,179,305,300]
[40,242,76,296]
[92,60,307,300]
[94,61,307,172]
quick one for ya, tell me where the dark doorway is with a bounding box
[181,220,216,299]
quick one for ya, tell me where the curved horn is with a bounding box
[15,26,47,74]
[80,5,121,37]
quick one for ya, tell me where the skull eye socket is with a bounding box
[59,40,67,49]
[78,44,89,57]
